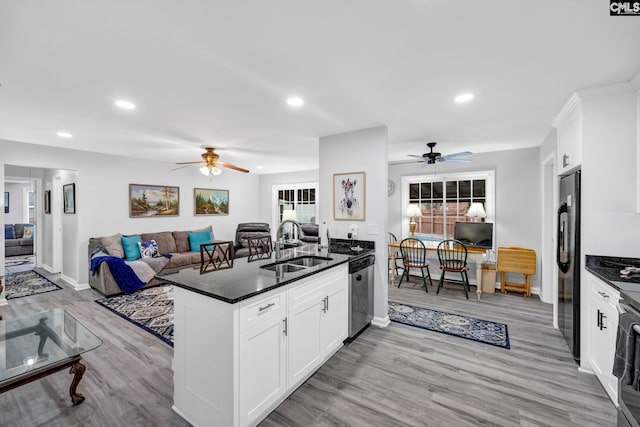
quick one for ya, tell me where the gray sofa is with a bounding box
[5,223,34,257]
[89,226,228,296]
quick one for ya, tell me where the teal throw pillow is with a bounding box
[121,235,142,260]
[189,230,213,252]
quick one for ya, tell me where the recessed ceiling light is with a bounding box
[56,131,73,138]
[454,93,474,103]
[256,165,264,169]
[286,97,304,108]
[115,99,136,110]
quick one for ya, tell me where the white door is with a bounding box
[288,294,322,386]
[320,280,348,356]
[239,314,287,426]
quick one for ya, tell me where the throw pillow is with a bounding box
[4,225,15,240]
[101,233,124,258]
[188,230,213,252]
[138,239,160,258]
[22,225,34,239]
[121,235,142,261]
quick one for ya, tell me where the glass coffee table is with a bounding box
[0,309,102,405]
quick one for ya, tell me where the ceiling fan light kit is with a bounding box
[174,147,250,176]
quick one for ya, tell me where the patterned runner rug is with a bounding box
[388,301,510,349]
[95,285,174,346]
[4,255,35,274]
[4,270,63,300]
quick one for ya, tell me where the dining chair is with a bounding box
[387,232,402,276]
[398,237,433,292]
[436,239,470,299]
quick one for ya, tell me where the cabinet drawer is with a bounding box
[589,275,620,310]
[239,291,286,332]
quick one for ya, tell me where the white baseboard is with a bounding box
[372,315,390,328]
[40,263,55,273]
[60,274,90,291]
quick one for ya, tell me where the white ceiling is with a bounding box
[1,1,640,174]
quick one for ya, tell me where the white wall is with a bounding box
[0,140,259,287]
[319,126,389,326]
[3,182,28,224]
[389,147,543,289]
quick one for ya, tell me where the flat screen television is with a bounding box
[453,222,493,249]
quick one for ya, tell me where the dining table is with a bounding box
[389,239,488,299]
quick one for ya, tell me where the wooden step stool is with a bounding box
[497,247,536,297]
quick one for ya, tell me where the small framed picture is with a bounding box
[194,188,229,216]
[333,171,366,221]
[4,192,8,214]
[44,190,51,214]
[63,183,76,214]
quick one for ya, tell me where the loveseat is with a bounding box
[88,226,227,296]
[5,223,34,257]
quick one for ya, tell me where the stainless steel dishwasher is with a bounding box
[348,254,375,339]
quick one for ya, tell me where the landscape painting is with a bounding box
[129,184,180,217]
[194,188,229,216]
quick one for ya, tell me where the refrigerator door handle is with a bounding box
[557,202,570,273]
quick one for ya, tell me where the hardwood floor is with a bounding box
[0,269,616,426]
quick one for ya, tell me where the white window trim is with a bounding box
[271,182,319,232]
[400,170,495,244]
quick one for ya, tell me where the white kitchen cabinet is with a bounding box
[288,266,348,388]
[173,264,349,427]
[586,273,620,403]
[553,93,583,175]
[239,292,288,427]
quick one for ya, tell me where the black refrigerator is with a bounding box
[557,169,581,362]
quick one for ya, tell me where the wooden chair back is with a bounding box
[399,238,428,267]
[437,239,468,272]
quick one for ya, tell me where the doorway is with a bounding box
[540,153,558,326]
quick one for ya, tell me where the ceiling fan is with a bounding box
[173,147,249,176]
[407,142,472,166]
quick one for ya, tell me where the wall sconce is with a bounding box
[405,204,423,236]
[466,202,487,222]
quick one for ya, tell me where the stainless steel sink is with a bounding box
[286,256,333,267]
[259,263,308,273]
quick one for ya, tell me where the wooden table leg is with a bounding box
[69,359,86,405]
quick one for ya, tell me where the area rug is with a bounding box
[95,285,174,347]
[4,270,63,300]
[388,301,510,349]
[4,255,35,274]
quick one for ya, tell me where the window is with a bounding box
[273,182,319,228]
[402,171,494,242]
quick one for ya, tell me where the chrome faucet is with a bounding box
[275,219,302,261]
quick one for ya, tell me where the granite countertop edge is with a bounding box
[158,249,374,304]
[586,254,640,313]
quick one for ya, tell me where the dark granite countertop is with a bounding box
[156,245,373,304]
[586,255,640,313]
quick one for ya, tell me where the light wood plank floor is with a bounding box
[0,269,616,426]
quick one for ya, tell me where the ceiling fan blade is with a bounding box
[174,161,205,165]
[219,162,250,173]
[172,164,199,171]
[441,159,471,163]
[442,151,472,159]
[407,154,425,159]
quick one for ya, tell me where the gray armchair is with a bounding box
[234,223,271,258]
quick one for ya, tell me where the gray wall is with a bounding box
[388,146,543,289]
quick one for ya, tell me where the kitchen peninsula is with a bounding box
[158,245,364,427]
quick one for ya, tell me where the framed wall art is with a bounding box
[63,183,76,214]
[129,184,180,217]
[194,188,229,216]
[333,171,366,221]
[44,190,51,214]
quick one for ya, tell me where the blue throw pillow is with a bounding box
[121,235,142,261]
[138,239,160,258]
[189,230,213,252]
[5,225,15,239]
